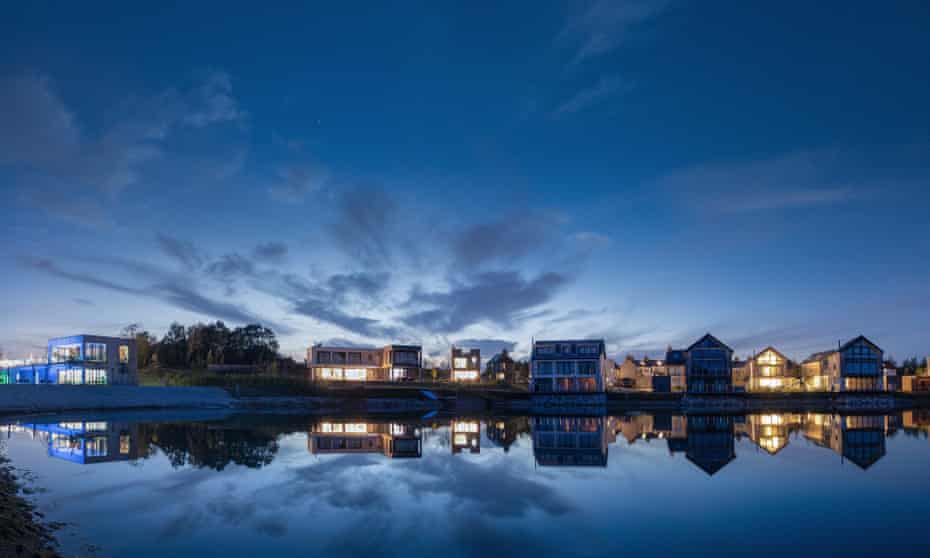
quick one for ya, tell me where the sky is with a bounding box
[1,1,929,363]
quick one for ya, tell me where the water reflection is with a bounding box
[308,420,422,458]
[4,411,928,474]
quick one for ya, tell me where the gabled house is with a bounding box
[530,339,609,394]
[801,336,883,392]
[685,334,734,393]
[748,346,795,392]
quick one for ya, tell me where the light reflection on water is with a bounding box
[2,411,930,558]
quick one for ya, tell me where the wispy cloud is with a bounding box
[560,0,671,65]
[157,233,205,270]
[553,75,627,117]
[659,151,868,213]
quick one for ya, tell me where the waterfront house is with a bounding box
[484,350,515,384]
[731,359,749,392]
[308,344,422,382]
[617,355,666,390]
[485,417,528,452]
[665,349,687,392]
[308,421,422,458]
[530,339,609,393]
[7,335,137,386]
[883,361,900,392]
[685,334,734,393]
[738,413,801,455]
[747,347,796,392]
[801,336,883,392]
[450,346,480,382]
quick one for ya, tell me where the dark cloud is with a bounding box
[251,242,288,263]
[327,271,390,301]
[401,270,568,333]
[205,253,255,277]
[293,298,397,339]
[157,233,204,270]
[327,187,397,270]
[22,257,294,335]
[450,213,560,268]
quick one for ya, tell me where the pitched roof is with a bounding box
[839,335,882,354]
[755,346,789,363]
[686,333,733,353]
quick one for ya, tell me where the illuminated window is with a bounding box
[454,370,478,381]
[85,368,107,385]
[119,346,129,364]
[85,343,107,362]
[58,369,83,384]
[343,368,367,381]
[85,437,107,457]
[453,357,469,369]
[120,435,131,454]
[51,344,81,363]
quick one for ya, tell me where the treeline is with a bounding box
[889,357,929,375]
[123,321,285,370]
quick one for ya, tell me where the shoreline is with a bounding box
[1,385,929,418]
[0,452,60,558]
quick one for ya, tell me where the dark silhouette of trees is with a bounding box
[139,321,282,369]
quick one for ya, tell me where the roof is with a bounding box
[755,346,789,363]
[686,333,734,353]
[803,335,883,364]
[839,335,883,354]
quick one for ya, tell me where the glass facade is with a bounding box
[85,343,107,362]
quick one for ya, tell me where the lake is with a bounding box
[2,410,929,557]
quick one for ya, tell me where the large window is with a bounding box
[85,368,107,385]
[58,369,82,384]
[556,361,574,375]
[577,361,596,375]
[577,344,599,355]
[317,351,331,364]
[85,437,107,457]
[393,351,419,365]
[534,362,553,376]
[348,352,362,364]
[119,346,129,364]
[453,357,469,369]
[343,368,367,381]
[51,344,81,363]
[85,343,107,362]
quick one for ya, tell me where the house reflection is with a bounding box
[736,413,803,455]
[6,422,141,464]
[684,415,736,475]
[802,413,886,469]
[531,416,612,467]
[308,420,422,458]
[903,409,930,441]
[451,420,481,454]
[485,417,529,452]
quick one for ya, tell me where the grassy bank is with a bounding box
[0,451,60,557]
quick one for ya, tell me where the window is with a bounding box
[536,344,554,355]
[317,351,331,363]
[453,357,469,369]
[86,368,107,385]
[348,352,362,364]
[557,361,574,375]
[534,362,553,376]
[578,344,599,355]
[393,350,419,365]
[58,369,83,384]
[557,378,574,391]
[51,344,81,363]
[85,343,106,362]
[120,435,131,455]
[85,437,107,457]
[344,368,367,381]
[577,361,596,375]
[119,345,129,364]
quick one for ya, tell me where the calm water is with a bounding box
[3,411,930,558]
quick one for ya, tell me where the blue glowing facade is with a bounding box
[5,335,137,386]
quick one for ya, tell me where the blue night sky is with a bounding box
[2,1,928,362]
